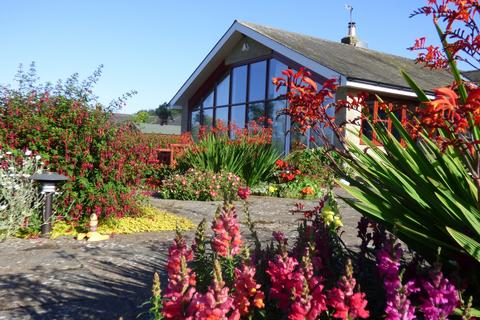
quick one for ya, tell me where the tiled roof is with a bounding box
[240,21,454,91]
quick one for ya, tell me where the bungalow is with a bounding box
[169,20,453,154]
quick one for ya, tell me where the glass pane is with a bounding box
[204,108,214,127]
[191,109,201,141]
[232,65,247,104]
[248,102,265,125]
[361,120,373,141]
[203,90,214,108]
[377,102,388,121]
[392,107,403,140]
[291,124,307,151]
[215,106,229,127]
[266,99,285,122]
[216,75,230,106]
[268,59,288,99]
[267,100,287,154]
[312,103,335,146]
[248,61,267,102]
[231,104,246,129]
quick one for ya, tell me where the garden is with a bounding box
[1,0,480,319]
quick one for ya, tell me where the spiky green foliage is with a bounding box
[339,108,480,267]
[178,132,279,187]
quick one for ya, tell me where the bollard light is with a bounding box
[30,172,69,237]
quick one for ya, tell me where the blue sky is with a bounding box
[0,1,437,114]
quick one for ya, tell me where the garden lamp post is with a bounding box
[30,172,69,237]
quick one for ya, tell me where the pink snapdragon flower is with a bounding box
[189,260,239,320]
[327,260,370,319]
[163,234,197,319]
[232,264,265,316]
[211,205,243,257]
[267,250,327,319]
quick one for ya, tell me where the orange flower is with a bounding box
[301,186,315,195]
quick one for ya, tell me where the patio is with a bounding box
[0,189,361,320]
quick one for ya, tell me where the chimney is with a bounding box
[341,6,368,48]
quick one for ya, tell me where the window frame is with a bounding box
[359,100,410,145]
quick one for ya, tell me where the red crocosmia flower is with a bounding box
[275,159,285,168]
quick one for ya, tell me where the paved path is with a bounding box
[0,189,361,319]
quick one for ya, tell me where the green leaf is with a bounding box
[447,227,480,263]
[434,21,468,103]
[400,70,430,103]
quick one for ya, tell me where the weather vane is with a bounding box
[345,5,353,23]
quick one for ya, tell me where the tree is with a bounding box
[133,110,149,123]
[156,102,173,125]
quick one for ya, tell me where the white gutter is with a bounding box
[345,80,435,100]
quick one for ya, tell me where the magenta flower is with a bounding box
[420,264,459,320]
[237,186,250,200]
[377,236,419,320]
[267,251,327,319]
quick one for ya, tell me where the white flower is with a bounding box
[35,155,41,160]
[25,149,32,156]
[5,151,12,155]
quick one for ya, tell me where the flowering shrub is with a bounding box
[250,156,329,199]
[159,169,242,201]
[146,194,475,319]
[0,149,44,239]
[0,66,158,222]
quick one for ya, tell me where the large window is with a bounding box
[189,57,305,154]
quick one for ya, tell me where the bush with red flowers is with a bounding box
[159,169,242,201]
[0,65,159,222]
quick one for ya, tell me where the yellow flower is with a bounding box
[324,212,335,224]
[334,217,343,228]
[268,185,277,193]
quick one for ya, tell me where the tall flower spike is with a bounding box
[211,204,243,258]
[232,264,265,317]
[377,236,419,320]
[327,259,370,319]
[189,259,238,320]
[162,233,197,319]
[420,262,459,320]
